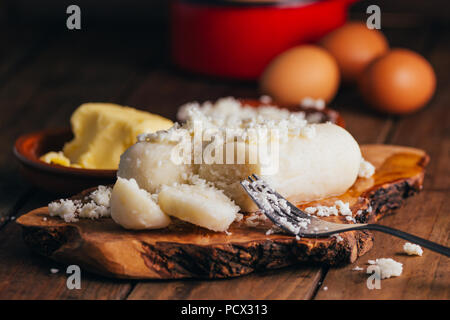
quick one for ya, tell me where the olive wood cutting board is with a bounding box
[16,144,429,279]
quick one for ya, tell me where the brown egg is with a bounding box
[320,22,389,83]
[359,49,436,114]
[260,45,340,105]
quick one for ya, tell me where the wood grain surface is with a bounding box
[0,19,448,299]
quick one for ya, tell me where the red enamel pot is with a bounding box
[171,0,358,80]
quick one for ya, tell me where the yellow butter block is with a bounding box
[40,151,72,167]
[63,103,173,169]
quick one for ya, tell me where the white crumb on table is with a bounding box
[50,268,59,274]
[367,258,403,279]
[403,242,423,256]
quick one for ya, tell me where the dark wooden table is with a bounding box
[0,20,448,299]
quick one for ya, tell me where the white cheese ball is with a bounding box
[117,141,193,193]
[269,123,361,202]
[199,123,361,212]
[110,177,170,230]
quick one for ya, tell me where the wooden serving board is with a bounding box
[16,144,429,279]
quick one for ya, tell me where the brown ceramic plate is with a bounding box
[14,128,116,195]
[14,101,344,195]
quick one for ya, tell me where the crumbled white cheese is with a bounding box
[48,186,112,223]
[304,201,352,218]
[352,266,364,271]
[323,286,328,291]
[50,268,59,274]
[137,122,189,144]
[403,242,423,256]
[304,207,317,214]
[316,205,339,217]
[178,96,307,124]
[315,99,325,110]
[367,258,403,279]
[259,95,272,104]
[358,158,375,178]
[89,185,111,207]
[300,125,316,139]
[78,201,109,219]
[48,199,80,222]
[300,97,325,110]
[334,200,352,216]
[332,234,344,242]
[243,212,269,228]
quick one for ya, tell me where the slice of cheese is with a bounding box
[63,103,173,169]
[110,177,170,230]
[158,183,239,232]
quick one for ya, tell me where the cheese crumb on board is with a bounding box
[143,98,316,146]
[89,185,112,207]
[158,181,239,232]
[332,234,344,242]
[334,200,352,216]
[48,199,80,222]
[358,158,375,178]
[48,185,112,222]
[352,266,364,271]
[177,96,307,123]
[367,258,403,279]
[304,200,353,218]
[403,242,423,256]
